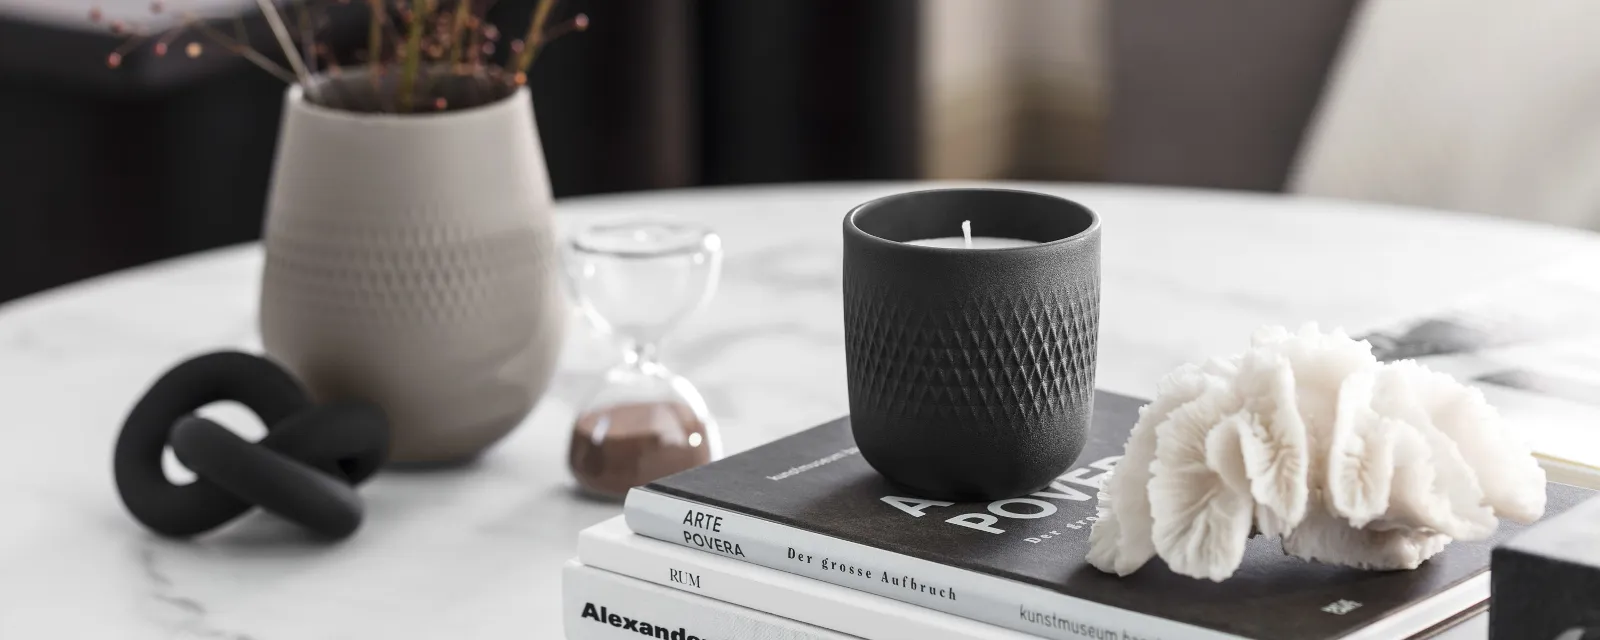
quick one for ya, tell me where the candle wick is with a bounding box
[961,220,972,249]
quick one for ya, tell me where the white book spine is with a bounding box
[562,560,854,640]
[578,517,1037,640]
[625,488,1239,640]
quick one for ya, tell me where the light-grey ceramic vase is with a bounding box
[260,81,565,465]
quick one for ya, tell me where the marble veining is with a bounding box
[1,182,1595,638]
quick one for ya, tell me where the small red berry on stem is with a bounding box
[154,42,168,56]
[89,7,103,22]
[106,52,122,68]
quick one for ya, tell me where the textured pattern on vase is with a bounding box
[844,280,1098,427]
[260,205,565,463]
[264,209,552,324]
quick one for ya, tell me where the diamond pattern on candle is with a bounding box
[843,280,1099,427]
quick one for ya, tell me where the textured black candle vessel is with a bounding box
[843,188,1101,501]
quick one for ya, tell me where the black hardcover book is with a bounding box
[625,391,1594,640]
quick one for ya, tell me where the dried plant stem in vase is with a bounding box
[100,0,589,464]
[100,0,588,113]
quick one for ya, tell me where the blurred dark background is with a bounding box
[2,0,938,303]
[4,0,1594,304]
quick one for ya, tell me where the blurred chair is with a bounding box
[918,0,1362,192]
[1103,0,1360,191]
[1290,0,1600,231]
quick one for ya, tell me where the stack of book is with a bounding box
[563,391,1595,640]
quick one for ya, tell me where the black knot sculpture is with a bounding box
[114,351,390,539]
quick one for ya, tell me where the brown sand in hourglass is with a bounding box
[569,401,713,499]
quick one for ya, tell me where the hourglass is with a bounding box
[564,218,724,499]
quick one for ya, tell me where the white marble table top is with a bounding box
[3,182,1596,639]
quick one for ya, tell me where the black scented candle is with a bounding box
[842,188,1101,501]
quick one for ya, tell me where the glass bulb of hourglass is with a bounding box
[564,218,724,499]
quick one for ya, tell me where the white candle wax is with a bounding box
[904,236,1039,249]
[902,219,1038,249]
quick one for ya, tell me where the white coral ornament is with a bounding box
[1087,324,1546,581]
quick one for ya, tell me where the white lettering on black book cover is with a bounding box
[638,391,1593,639]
